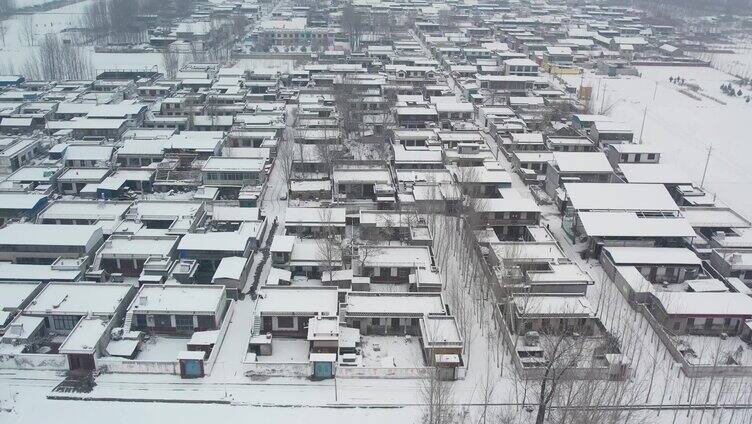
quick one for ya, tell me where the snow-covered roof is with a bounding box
[362,245,433,268]
[553,152,613,173]
[345,292,446,317]
[25,282,132,316]
[565,183,679,212]
[0,282,40,325]
[619,163,691,185]
[99,235,178,258]
[0,262,82,282]
[38,200,131,221]
[212,256,249,281]
[685,206,752,229]
[257,286,338,316]
[512,295,592,317]
[0,223,102,247]
[202,157,265,172]
[420,315,462,347]
[652,292,752,317]
[577,212,696,238]
[0,192,47,210]
[178,232,252,252]
[604,246,701,266]
[475,197,541,213]
[129,284,225,314]
[285,207,346,226]
[59,316,109,354]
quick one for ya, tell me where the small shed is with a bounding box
[309,352,336,379]
[178,350,205,378]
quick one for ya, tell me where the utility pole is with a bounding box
[638,106,647,144]
[700,145,713,189]
[653,81,658,101]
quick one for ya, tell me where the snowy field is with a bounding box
[563,66,752,219]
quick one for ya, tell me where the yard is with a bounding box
[360,335,425,368]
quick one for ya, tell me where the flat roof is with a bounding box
[490,242,566,262]
[0,192,47,210]
[257,286,338,316]
[0,282,40,324]
[363,246,433,268]
[39,200,131,221]
[0,262,82,282]
[25,282,132,316]
[178,232,251,252]
[476,197,541,213]
[420,315,462,346]
[130,284,225,314]
[202,157,265,172]
[680,207,751,229]
[59,316,109,354]
[512,295,592,317]
[553,152,613,173]
[578,212,696,238]
[652,292,752,317]
[212,256,248,281]
[0,223,101,247]
[285,207,346,225]
[604,246,701,266]
[619,163,692,185]
[565,183,679,212]
[346,292,445,316]
[100,235,178,257]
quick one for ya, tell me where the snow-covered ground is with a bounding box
[563,66,752,219]
[135,337,189,361]
[360,336,425,368]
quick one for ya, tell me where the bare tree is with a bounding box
[419,365,456,424]
[0,0,15,16]
[276,133,295,190]
[161,46,180,78]
[0,21,7,47]
[20,14,34,47]
[528,332,588,424]
[24,34,93,80]
[316,208,343,282]
[340,3,363,51]
[333,75,360,137]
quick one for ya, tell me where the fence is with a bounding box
[205,300,236,376]
[0,353,68,370]
[242,361,311,377]
[639,304,752,378]
[494,306,619,381]
[336,366,428,379]
[98,358,179,375]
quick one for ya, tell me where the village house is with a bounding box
[255,286,339,337]
[343,292,447,336]
[0,223,103,264]
[127,284,228,335]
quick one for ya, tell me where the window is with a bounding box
[673,321,681,331]
[372,318,380,325]
[277,316,294,328]
[154,314,172,328]
[724,318,732,328]
[687,318,695,328]
[175,315,194,331]
[197,315,215,330]
[135,314,147,329]
[52,315,79,331]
